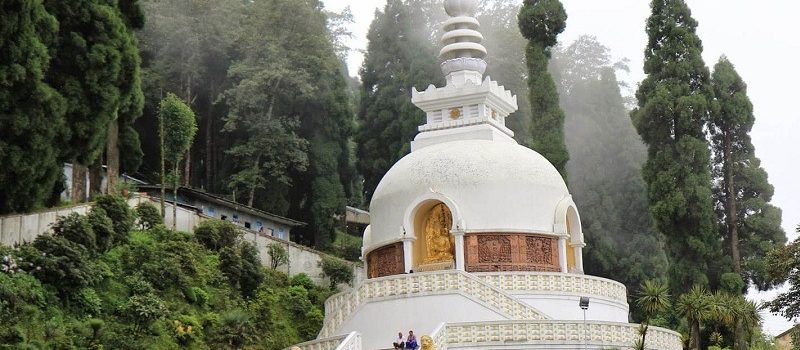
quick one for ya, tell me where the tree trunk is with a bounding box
[205,89,214,191]
[691,321,701,350]
[106,115,120,194]
[247,154,261,207]
[183,149,191,186]
[724,132,741,273]
[89,159,103,199]
[173,163,179,231]
[734,320,747,350]
[71,162,87,203]
[160,110,166,217]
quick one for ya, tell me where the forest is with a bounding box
[1,0,799,349]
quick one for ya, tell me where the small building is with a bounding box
[138,185,304,241]
[345,206,370,236]
[776,326,798,350]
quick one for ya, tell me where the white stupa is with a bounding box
[290,1,682,349]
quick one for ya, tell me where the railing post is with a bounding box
[558,236,568,273]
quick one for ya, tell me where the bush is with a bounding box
[290,273,315,291]
[194,219,240,251]
[267,243,289,270]
[219,242,264,299]
[135,202,162,230]
[94,195,134,243]
[78,288,103,316]
[32,235,98,298]
[87,207,115,252]
[319,256,353,288]
[52,213,96,253]
[122,294,168,333]
[719,272,745,294]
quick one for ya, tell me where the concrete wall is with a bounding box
[0,195,361,287]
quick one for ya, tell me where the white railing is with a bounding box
[286,333,348,350]
[319,270,548,337]
[443,320,682,350]
[474,271,628,304]
[430,323,448,350]
[334,332,362,350]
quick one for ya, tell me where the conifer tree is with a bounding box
[631,0,718,295]
[44,0,139,201]
[517,0,569,179]
[709,56,785,289]
[0,0,66,214]
[356,0,442,201]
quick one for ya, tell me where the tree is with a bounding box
[157,93,197,229]
[709,56,786,286]
[0,0,66,214]
[517,0,569,179]
[676,285,713,349]
[635,280,671,349]
[764,226,800,321]
[630,0,718,295]
[356,0,442,201]
[105,0,145,194]
[43,0,140,202]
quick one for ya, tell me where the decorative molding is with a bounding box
[474,272,628,304]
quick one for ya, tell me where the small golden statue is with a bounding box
[420,335,436,350]
[423,203,454,263]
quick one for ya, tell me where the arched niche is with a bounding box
[410,200,456,271]
[566,206,581,271]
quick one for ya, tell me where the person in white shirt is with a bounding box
[393,332,405,349]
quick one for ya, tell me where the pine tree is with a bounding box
[631,0,718,295]
[356,0,442,201]
[0,0,66,213]
[517,0,569,179]
[709,56,786,289]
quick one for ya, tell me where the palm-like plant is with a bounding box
[634,280,671,349]
[676,285,713,350]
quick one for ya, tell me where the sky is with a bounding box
[325,0,800,335]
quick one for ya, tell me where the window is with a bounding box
[221,215,227,221]
[244,222,251,229]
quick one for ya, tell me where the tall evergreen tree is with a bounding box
[517,0,569,179]
[631,0,718,295]
[0,0,66,213]
[709,56,786,289]
[44,0,139,201]
[356,0,442,201]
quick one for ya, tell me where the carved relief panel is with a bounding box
[465,233,559,272]
[367,242,404,278]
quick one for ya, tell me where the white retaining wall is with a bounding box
[0,195,361,286]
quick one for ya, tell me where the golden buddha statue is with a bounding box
[423,203,454,263]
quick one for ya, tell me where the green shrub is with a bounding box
[52,213,96,253]
[77,288,103,316]
[191,287,209,306]
[267,243,289,270]
[32,235,97,298]
[290,273,315,290]
[94,195,134,244]
[124,273,155,296]
[719,272,745,294]
[135,202,162,230]
[194,219,240,251]
[219,242,264,299]
[122,294,168,333]
[87,207,115,252]
[319,256,353,288]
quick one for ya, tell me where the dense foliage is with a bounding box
[0,208,333,349]
[763,226,800,321]
[356,0,443,201]
[709,57,785,289]
[0,0,65,214]
[631,0,719,295]
[517,0,569,179]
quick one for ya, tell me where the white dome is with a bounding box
[364,139,571,253]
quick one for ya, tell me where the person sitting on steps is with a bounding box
[405,330,418,349]
[393,331,405,349]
